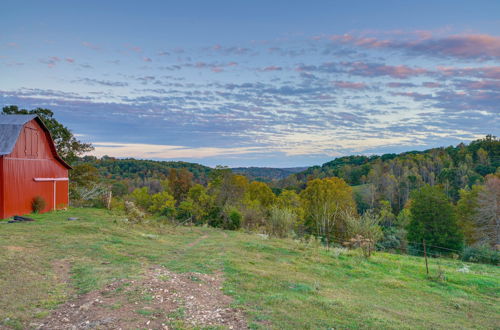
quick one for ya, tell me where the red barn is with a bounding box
[0,115,71,219]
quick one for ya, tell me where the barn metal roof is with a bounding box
[0,115,37,156]
[0,114,71,169]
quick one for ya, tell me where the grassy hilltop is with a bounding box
[0,208,498,329]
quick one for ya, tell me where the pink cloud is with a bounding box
[82,41,100,50]
[65,58,75,63]
[345,61,428,79]
[437,66,500,80]
[334,81,368,90]
[143,57,152,62]
[326,32,500,60]
[211,67,224,73]
[459,80,500,91]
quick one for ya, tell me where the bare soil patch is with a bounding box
[4,245,27,251]
[36,266,247,329]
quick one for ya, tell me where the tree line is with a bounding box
[3,106,498,264]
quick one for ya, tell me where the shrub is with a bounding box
[130,187,152,210]
[461,245,500,265]
[148,191,176,217]
[32,196,46,213]
[267,207,296,238]
[226,208,242,230]
[124,201,145,223]
[343,210,383,257]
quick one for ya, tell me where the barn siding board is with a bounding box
[0,157,4,219]
[0,115,70,219]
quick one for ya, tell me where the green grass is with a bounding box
[0,208,499,329]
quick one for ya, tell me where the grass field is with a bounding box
[0,208,499,329]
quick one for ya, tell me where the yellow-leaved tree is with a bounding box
[300,177,357,247]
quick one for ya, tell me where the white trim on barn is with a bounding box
[33,177,69,210]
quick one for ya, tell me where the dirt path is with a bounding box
[35,266,247,329]
[186,234,209,248]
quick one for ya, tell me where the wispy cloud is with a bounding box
[82,41,101,50]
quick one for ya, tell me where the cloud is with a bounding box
[75,78,129,87]
[422,82,441,88]
[39,56,61,68]
[437,66,500,80]
[260,65,283,72]
[143,57,152,62]
[456,80,500,91]
[65,58,75,63]
[91,142,264,159]
[386,82,417,88]
[334,81,368,90]
[297,61,428,79]
[82,41,100,50]
[325,32,500,60]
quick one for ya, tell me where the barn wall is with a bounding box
[0,157,4,219]
[2,119,69,218]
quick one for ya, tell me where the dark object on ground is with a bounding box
[14,215,35,222]
[7,215,36,223]
[67,217,79,221]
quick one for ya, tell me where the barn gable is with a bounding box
[0,114,71,219]
[0,114,71,169]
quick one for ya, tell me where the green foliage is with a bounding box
[344,211,383,245]
[130,187,152,210]
[300,177,357,246]
[407,185,464,253]
[231,166,306,182]
[461,245,500,265]
[31,196,46,213]
[456,185,483,244]
[287,136,499,212]
[227,208,242,230]
[267,207,297,238]
[149,191,176,217]
[2,105,93,164]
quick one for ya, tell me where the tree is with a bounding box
[131,187,152,210]
[149,191,176,217]
[267,206,297,238]
[167,168,193,203]
[474,175,500,249]
[456,185,483,245]
[2,105,93,163]
[300,177,357,247]
[407,185,463,253]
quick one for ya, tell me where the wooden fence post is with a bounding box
[423,239,429,275]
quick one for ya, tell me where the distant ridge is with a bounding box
[231,166,308,181]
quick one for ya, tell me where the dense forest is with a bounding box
[231,167,307,182]
[278,135,499,213]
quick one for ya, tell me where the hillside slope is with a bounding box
[0,208,498,329]
[231,167,308,182]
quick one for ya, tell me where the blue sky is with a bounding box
[1,1,499,167]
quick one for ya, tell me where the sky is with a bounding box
[1,0,499,167]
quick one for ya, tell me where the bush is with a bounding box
[124,201,145,223]
[226,208,242,230]
[461,246,499,265]
[32,196,46,213]
[267,207,296,238]
[344,210,383,257]
[376,226,408,253]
